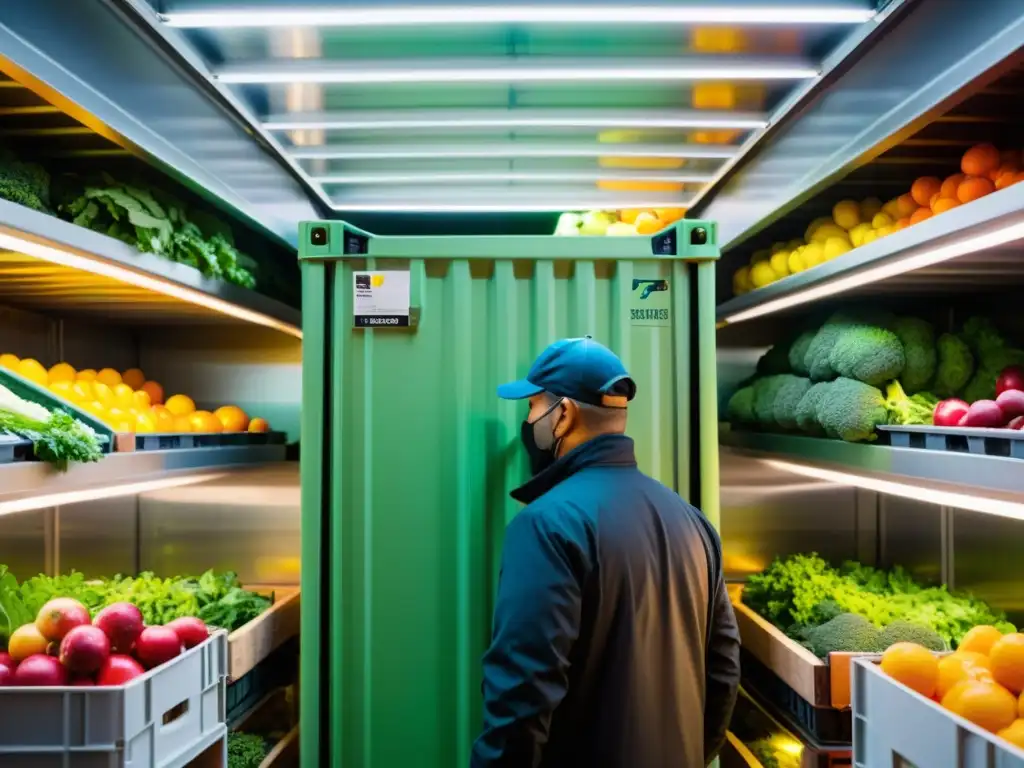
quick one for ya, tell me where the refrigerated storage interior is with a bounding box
[1,0,1024,766]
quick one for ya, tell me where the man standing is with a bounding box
[472,337,740,768]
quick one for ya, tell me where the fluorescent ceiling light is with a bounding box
[291,144,736,160]
[0,232,302,339]
[163,6,876,28]
[723,220,1024,325]
[313,172,714,185]
[329,202,692,212]
[215,63,817,85]
[764,459,1024,522]
[0,473,227,517]
[263,110,768,132]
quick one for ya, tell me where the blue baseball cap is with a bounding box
[497,337,636,408]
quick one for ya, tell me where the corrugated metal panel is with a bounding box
[298,222,720,768]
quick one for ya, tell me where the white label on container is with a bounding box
[353,271,410,328]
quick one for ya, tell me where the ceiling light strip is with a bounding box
[312,172,715,185]
[217,64,818,85]
[764,459,1024,521]
[723,220,1024,325]
[291,144,737,160]
[329,202,694,213]
[0,472,228,517]
[162,6,877,28]
[0,231,303,339]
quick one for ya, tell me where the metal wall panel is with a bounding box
[953,508,1024,627]
[877,495,944,586]
[139,464,300,586]
[57,497,138,578]
[0,509,47,577]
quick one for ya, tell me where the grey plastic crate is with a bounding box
[879,424,1024,459]
[0,631,228,768]
[852,657,1024,768]
[0,434,31,463]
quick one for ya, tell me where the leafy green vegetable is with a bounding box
[228,732,269,768]
[0,146,49,212]
[743,553,1014,649]
[0,407,103,469]
[0,565,33,647]
[885,380,939,426]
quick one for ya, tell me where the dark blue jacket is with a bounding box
[472,434,740,768]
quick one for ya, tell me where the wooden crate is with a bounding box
[729,584,867,709]
[229,586,300,681]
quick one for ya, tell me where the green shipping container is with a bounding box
[299,222,721,768]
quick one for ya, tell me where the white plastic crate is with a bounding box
[0,630,227,768]
[852,657,1024,768]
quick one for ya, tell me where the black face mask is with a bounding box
[521,398,564,476]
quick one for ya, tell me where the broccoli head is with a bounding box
[803,309,893,382]
[961,316,1006,362]
[788,330,816,376]
[802,613,884,657]
[933,333,974,398]
[773,375,813,431]
[818,377,888,442]
[892,317,937,394]
[726,385,756,426]
[885,380,939,426]
[753,376,788,428]
[879,620,947,652]
[795,381,831,435]
[828,324,906,387]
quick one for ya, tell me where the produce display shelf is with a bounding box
[716,183,1024,324]
[720,430,1024,503]
[0,435,32,464]
[228,586,300,682]
[135,432,288,453]
[878,424,1024,459]
[227,640,298,727]
[852,658,1024,768]
[231,686,299,768]
[0,197,301,336]
[0,444,287,509]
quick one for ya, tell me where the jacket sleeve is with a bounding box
[471,506,587,768]
[703,563,741,765]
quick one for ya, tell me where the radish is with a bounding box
[963,399,1007,428]
[93,602,144,654]
[165,617,208,650]
[134,626,181,669]
[996,390,1024,419]
[13,654,67,686]
[96,655,145,686]
[996,366,1024,396]
[1009,415,1024,430]
[934,398,970,427]
[59,625,110,675]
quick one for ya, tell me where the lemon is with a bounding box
[48,362,76,383]
[165,394,197,417]
[0,353,19,371]
[770,241,788,255]
[849,222,873,248]
[769,251,791,277]
[882,198,902,219]
[801,242,825,268]
[823,237,853,260]
[750,261,779,288]
[113,383,136,409]
[17,358,49,387]
[732,267,752,295]
[862,230,879,246]
[48,381,75,400]
[76,369,97,382]
[92,381,115,406]
[871,212,894,229]
[860,197,883,220]
[80,400,106,420]
[788,250,807,273]
[786,239,805,251]
[875,226,893,238]
[832,200,861,230]
[749,249,771,265]
[804,217,832,242]
[810,223,850,244]
[97,368,122,388]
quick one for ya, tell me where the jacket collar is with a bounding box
[511,433,638,505]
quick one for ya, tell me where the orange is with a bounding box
[135,411,157,434]
[248,417,271,434]
[0,353,19,371]
[958,176,995,203]
[48,380,75,401]
[940,173,967,199]
[634,212,662,235]
[910,207,933,225]
[76,368,97,382]
[140,380,164,406]
[937,653,994,700]
[959,625,1004,656]
[92,381,114,406]
[989,163,1019,183]
[995,171,1018,191]
[1021,691,1024,719]
[47,362,76,383]
[215,405,249,433]
[932,197,961,215]
[655,208,685,223]
[173,415,193,433]
[17,358,49,387]
[121,368,146,390]
[895,193,917,219]
[881,642,939,698]
[96,368,122,388]
[189,410,223,434]
[943,680,1017,733]
[962,143,1001,177]
[152,405,176,432]
[112,383,135,409]
[132,390,152,409]
[911,176,942,207]
[619,209,649,225]
[990,634,1024,694]
[894,217,911,230]
[997,719,1024,749]
[165,394,196,417]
